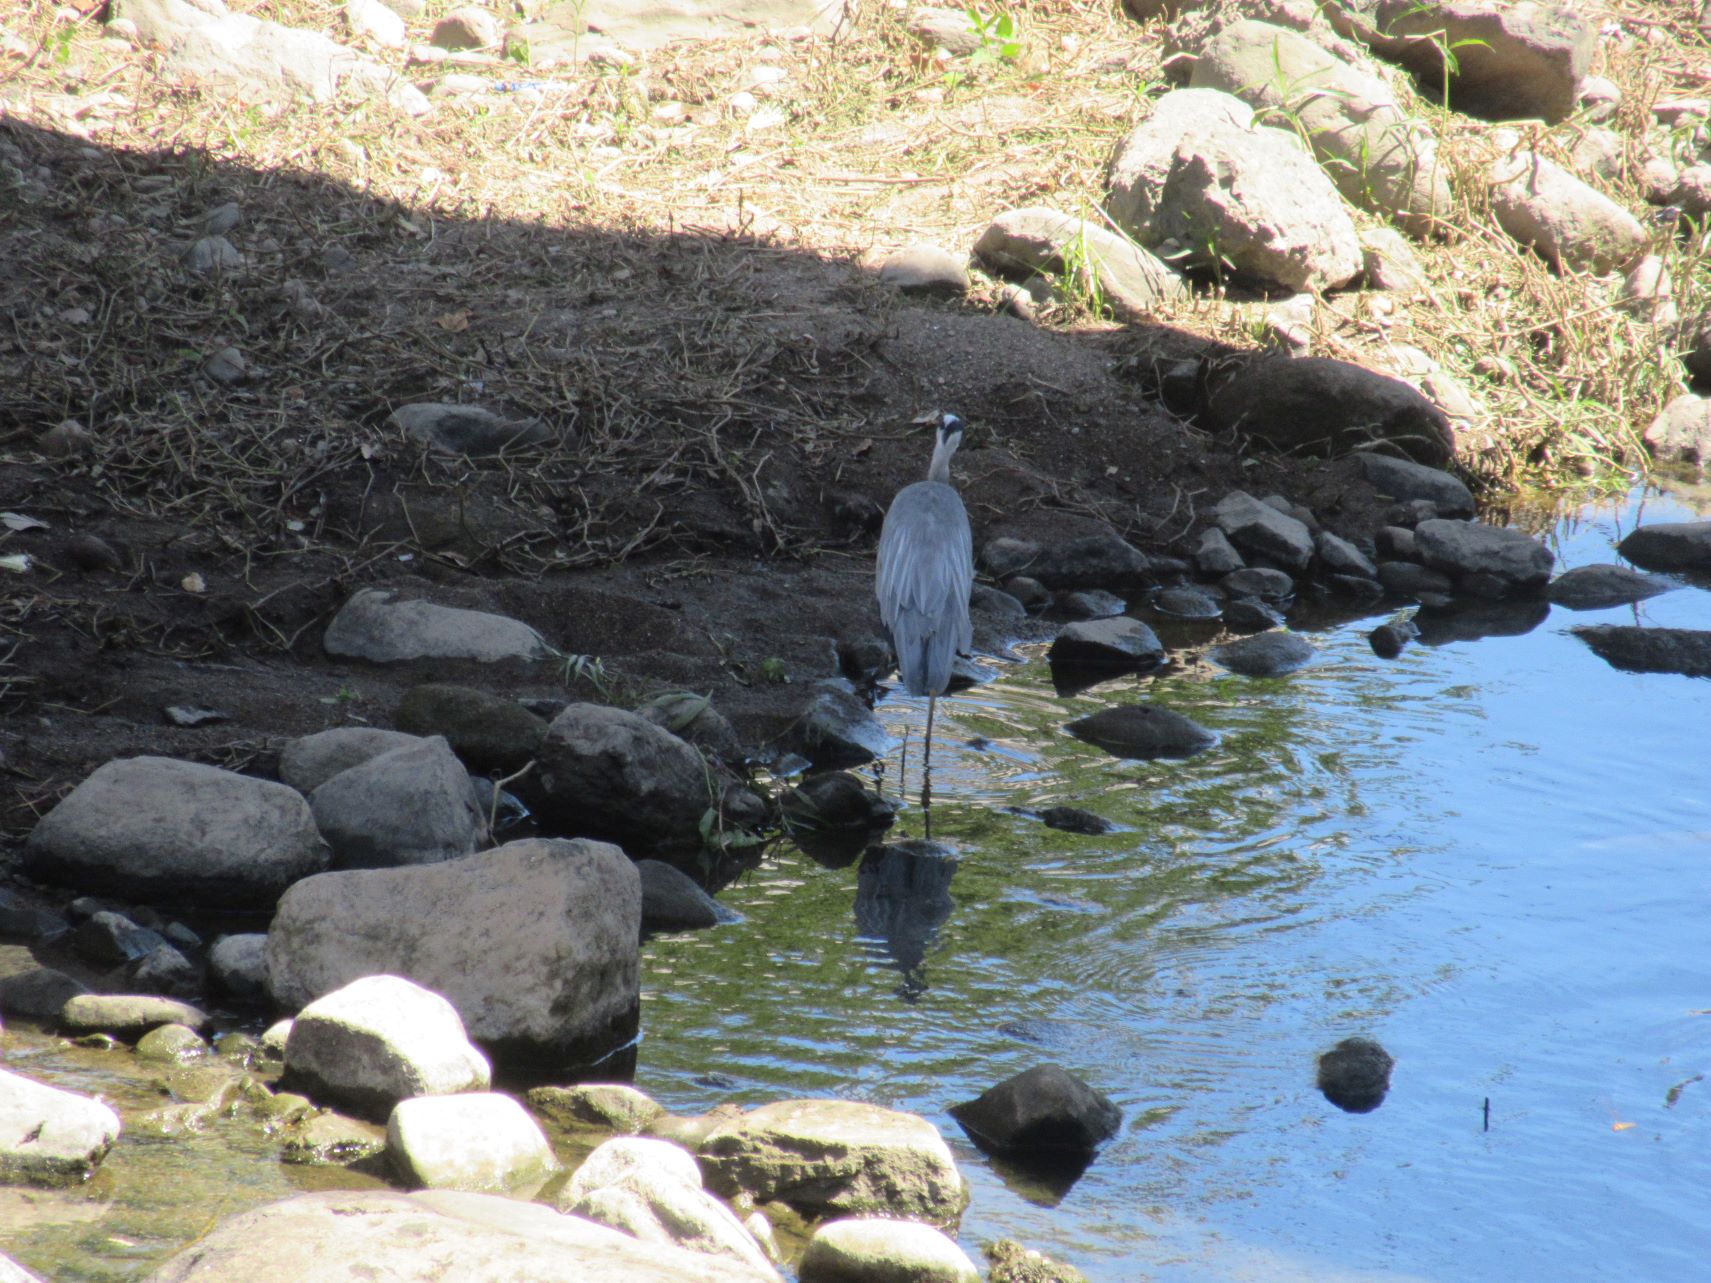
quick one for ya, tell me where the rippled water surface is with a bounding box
[639,485,1711,1282]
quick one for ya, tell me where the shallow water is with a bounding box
[639,484,1711,1282]
[5,485,1711,1281]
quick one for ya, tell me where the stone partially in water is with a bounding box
[1616,521,1711,573]
[386,1092,558,1191]
[1414,519,1554,597]
[1038,807,1113,836]
[1367,619,1419,659]
[780,771,897,832]
[61,994,210,1039]
[1545,565,1673,611]
[800,1217,979,1283]
[1316,1036,1394,1113]
[949,1064,1121,1166]
[1210,631,1316,677]
[636,860,734,932]
[1067,705,1216,760]
[0,1068,122,1186]
[1573,626,1711,678]
[1047,618,1165,673]
[0,969,88,1020]
[986,1238,1089,1283]
[526,1084,665,1135]
[535,703,713,849]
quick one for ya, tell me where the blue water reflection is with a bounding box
[639,486,1711,1281]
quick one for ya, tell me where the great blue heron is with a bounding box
[875,413,974,811]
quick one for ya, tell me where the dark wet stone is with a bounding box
[781,771,898,832]
[1546,565,1673,611]
[1357,454,1475,517]
[1026,533,1153,591]
[1222,599,1285,633]
[1573,625,1711,678]
[1057,590,1126,620]
[1377,560,1455,600]
[209,934,270,1005]
[536,704,712,850]
[837,634,892,685]
[636,860,735,932]
[1001,576,1051,612]
[1315,530,1377,579]
[1323,574,1383,606]
[1066,705,1216,759]
[786,681,890,770]
[1214,491,1313,572]
[1415,520,1554,596]
[1154,585,1222,619]
[635,691,745,765]
[1317,1036,1393,1113]
[972,583,1028,625]
[981,537,1041,579]
[1616,521,1711,572]
[1221,567,1295,601]
[1367,619,1419,659]
[1048,618,1164,673]
[1414,597,1550,645]
[394,683,548,774]
[1377,525,1417,560]
[0,967,89,1019]
[1384,498,1440,528]
[1211,632,1316,676]
[74,912,167,967]
[950,1063,1120,1168]
[985,1238,1089,1283]
[1038,807,1114,836]
[0,889,68,942]
[115,944,203,999]
[1194,527,1244,576]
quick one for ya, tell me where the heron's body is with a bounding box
[875,415,974,821]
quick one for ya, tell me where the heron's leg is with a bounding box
[922,693,936,836]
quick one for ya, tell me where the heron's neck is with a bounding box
[927,435,958,485]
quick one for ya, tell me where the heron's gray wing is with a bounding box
[876,482,974,695]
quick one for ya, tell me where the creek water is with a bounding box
[5,485,1710,1281]
[639,484,1711,1282]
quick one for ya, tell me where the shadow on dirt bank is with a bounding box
[0,114,1393,838]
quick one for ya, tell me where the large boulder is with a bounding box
[973,208,1184,317]
[1487,149,1648,274]
[323,588,550,664]
[1202,357,1452,464]
[282,975,491,1119]
[1191,21,1449,232]
[24,757,327,909]
[534,704,711,850]
[0,1068,122,1186]
[698,1100,969,1227]
[1414,519,1554,597]
[1150,116,1362,292]
[141,1189,780,1282]
[1371,0,1594,124]
[386,1092,558,1190]
[266,837,640,1078]
[1106,88,1253,240]
[308,736,488,868]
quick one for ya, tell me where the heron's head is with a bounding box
[927,412,964,483]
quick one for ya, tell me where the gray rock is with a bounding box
[1577,74,1621,122]
[1214,491,1314,572]
[74,911,166,966]
[61,994,210,1038]
[393,684,546,774]
[1574,625,1711,678]
[876,244,970,298]
[1223,598,1286,632]
[905,6,982,56]
[1644,394,1711,467]
[1357,454,1474,517]
[1037,806,1113,835]
[1377,525,1417,560]
[979,537,1041,579]
[1545,565,1672,611]
[202,345,248,385]
[1211,631,1316,676]
[0,1068,122,1186]
[634,692,745,766]
[1359,226,1428,294]
[1222,566,1295,601]
[1194,526,1244,575]
[141,1188,778,1282]
[323,589,550,664]
[118,944,202,999]
[24,756,328,909]
[1056,589,1126,620]
[388,403,554,455]
[1414,519,1554,595]
[1023,532,1152,591]
[1315,530,1377,579]
[278,727,424,794]
[209,933,270,1003]
[266,837,640,1078]
[1154,585,1222,619]
[1569,126,1626,185]
[430,5,500,48]
[1150,116,1362,292]
[0,891,68,942]
[1000,575,1050,611]
[0,969,88,1020]
[780,772,898,832]
[1106,88,1254,240]
[345,0,406,46]
[1191,21,1449,232]
[949,1063,1120,1161]
[1372,0,1593,123]
[1378,560,1455,601]
[110,0,429,115]
[309,736,487,869]
[698,1099,968,1226]
[525,1084,664,1134]
[785,681,891,771]
[1487,149,1647,275]
[1616,522,1711,572]
[279,1111,387,1166]
[135,1022,208,1063]
[974,207,1185,317]
[386,1092,557,1190]
[535,703,712,849]
[1203,357,1452,464]
[283,975,490,1119]
[1047,618,1165,671]
[1066,705,1216,760]
[182,235,244,273]
[637,860,731,931]
[1618,255,1675,329]
[1674,164,1711,221]
[800,1217,979,1283]
[1641,157,1682,207]
[566,1135,703,1199]
[1368,619,1418,658]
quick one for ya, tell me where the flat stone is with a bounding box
[0,1068,121,1186]
[876,245,970,298]
[60,994,210,1037]
[1065,705,1216,760]
[277,727,424,794]
[280,1111,387,1166]
[800,1217,979,1283]
[323,589,550,664]
[974,208,1185,317]
[1545,565,1673,610]
[526,1084,665,1134]
[1359,226,1427,293]
[1414,519,1554,595]
[1210,631,1317,676]
[1047,618,1165,672]
[1154,585,1222,619]
[283,974,491,1120]
[1573,625,1711,678]
[387,1092,557,1190]
[1222,565,1296,601]
[388,403,554,455]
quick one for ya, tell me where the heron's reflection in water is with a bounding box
[853,838,957,1003]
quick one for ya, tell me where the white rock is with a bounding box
[566,1136,704,1203]
[386,1092,556,1190]
[346,0,406,47]
[0,1067,121,1185]
[799,1216,980,1283]
[1106,87,1252,239]
[283,974,490,1118]
[569,1169,780,1278]
[1487,148,1648,274]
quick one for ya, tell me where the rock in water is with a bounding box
[1316,1036,1394,1113]
[1066,706,1216,760]
[949,1064,1120,1168]
[800,1217,979,1283]
[0,1068,122,1186]
[386,1093,557,1190]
